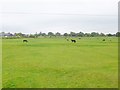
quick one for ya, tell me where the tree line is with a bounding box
[1,31,120,38]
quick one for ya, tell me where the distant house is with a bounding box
[21,34,29,38]
[0,32,14,37]
[0,32,30,38]
[0,33,2,37]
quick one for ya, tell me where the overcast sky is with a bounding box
[0,0,119,34]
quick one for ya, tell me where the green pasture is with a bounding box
[0,38,2,89]
[2,37,118,88]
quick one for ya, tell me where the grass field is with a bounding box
[0,38,2,89]
[2,37,118,88]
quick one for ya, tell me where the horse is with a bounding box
[71,39,76,43]
[23,40,28,42]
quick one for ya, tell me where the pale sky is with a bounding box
[0,0,119,34]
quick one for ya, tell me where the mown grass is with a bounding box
[2,37,118,88]
[0,38,2,89]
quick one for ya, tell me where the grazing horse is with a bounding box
[71,39,76,43]
[23,40,28,42]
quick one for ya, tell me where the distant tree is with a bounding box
[107,33,113,37]
[77,32,84,37]
[84,33,91,37]
[63,33,69,36]
[41,33,46,36]
[38,32,42,36]
[1,32,5,34]
[91,32,99,37]
[112,34,116,36]
[29,34,35,38]
[14,32,23,37]
[116,32,120,37]
[100,33,105,36]
[34,32,38,38]
[70,32,76,37]
[55,32,61,36]
[48,32,54,36]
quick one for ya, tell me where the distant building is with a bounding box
[0,32,14,37]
